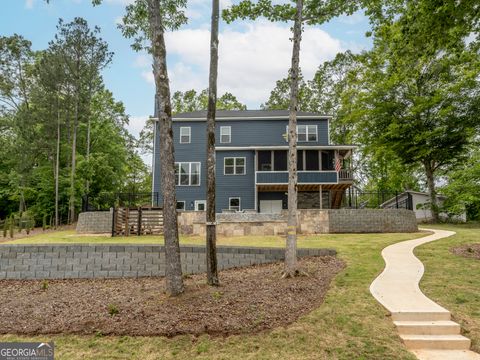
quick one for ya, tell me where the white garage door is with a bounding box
[259,200,283,214]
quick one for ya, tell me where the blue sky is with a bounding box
[1,0,372,142]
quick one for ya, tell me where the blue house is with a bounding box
[152,110,355,213]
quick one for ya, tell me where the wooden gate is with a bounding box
[112,207,163,236]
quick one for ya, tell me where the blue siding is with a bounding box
[256,171,338,184]
[215,119,329,146]
[216,151,255,211]
[153,117,333,210]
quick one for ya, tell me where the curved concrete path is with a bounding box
[370,229,480,360]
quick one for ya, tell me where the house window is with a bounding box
[176,201,185,210]
[224,157,246,175]
[229,197,241,211]
[286,125,318,142]
[195,200,206,211]
[258,151,272,171]
[175,162,200,186]
[220,126,231,143]
[180,127,191,143]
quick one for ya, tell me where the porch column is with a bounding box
[319,185,323,209]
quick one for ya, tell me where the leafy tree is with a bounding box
[349,20,480,221]
[172,89,246,114]
[442,146,480,220]
[49,18,113,223]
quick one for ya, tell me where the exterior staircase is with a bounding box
[370,229,480,359]
[331,190,344,209]
[393,312,471,350]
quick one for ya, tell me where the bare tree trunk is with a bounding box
[424,160,439,222]
[85,116,91,195]
[205,0,220,286]
[69,93,78,224]
[148,0,184,296]
[284,0,303,277]
[55,93,61,229]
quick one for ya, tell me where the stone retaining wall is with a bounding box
[179,208,418,235]
[0,245,335,280]
[76,211,112,234]
[76,208,418,236]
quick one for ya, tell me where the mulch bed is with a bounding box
[0,256,344,337]
[451,243,480,260]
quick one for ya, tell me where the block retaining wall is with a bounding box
[77,208,418,236]
[0,245,335,280]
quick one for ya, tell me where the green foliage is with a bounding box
[108,304,120,317]
[172,89,246,114]
[222,0,358,25]
[442,146,480,220]
[114,0,188,52]
[0,24,150,223]
[41,280,49,291]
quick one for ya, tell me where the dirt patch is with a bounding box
[451,243,480,260]
[0,256,343,337]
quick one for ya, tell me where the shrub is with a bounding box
[41,280,49,291]
[107,304,119,317]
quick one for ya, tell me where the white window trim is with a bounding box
[179,126,191,144]
[229,197,241,211]
[220,126,231,144]
[175,162,201,186]
[224,157,246,175]
[194,200,206,211]
[285,125,318,142]
[176,201,186,211]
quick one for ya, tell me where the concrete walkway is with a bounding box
[370,229,480,360]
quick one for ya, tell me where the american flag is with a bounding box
[335,154,342,172]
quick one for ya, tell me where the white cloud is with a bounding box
[104,0,135,5]
[133,54,151,68]
[159,21,343,107]
[337,11,367,25]
[25,0,36,9]
[141,70,154,84]
[127,115,149,138]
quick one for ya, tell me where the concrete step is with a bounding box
[391,311,451,322]
[394,320,461,335]
[401,334,471,350]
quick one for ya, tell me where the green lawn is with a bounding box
[0,230,423,249]
[1,225,478,359]
[0,230,428,359]
[416,223,480,353]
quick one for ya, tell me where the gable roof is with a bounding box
[170,110,331,121]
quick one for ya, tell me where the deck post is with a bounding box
[137,206,142,236]
[319,185,323,209]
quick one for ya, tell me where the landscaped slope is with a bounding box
[0,232,425,359]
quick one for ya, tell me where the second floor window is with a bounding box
[175,162,200,186]
[180,127,191,143]
[220,126,231,143]
[224,157,245,175]
[286,125,318,142]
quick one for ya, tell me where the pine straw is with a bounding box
[0,256,344,337]
[451,243,480,260]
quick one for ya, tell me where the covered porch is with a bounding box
[256,183,353,213]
